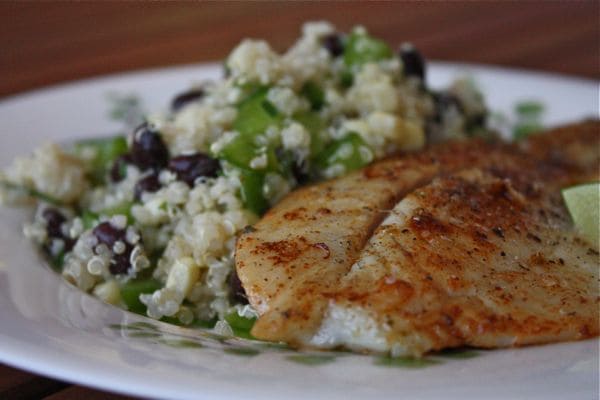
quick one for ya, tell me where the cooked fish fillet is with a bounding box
[236,121,600,356]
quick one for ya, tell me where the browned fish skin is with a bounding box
[333,169,598,355]
[235,120,600,355]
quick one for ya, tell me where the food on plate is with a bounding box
[236,120,599,356]
[0,22,486,329]
[562,183,600,247]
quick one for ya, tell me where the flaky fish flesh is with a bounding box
[236,121,599,356]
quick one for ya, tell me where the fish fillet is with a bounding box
[235,121,600,355]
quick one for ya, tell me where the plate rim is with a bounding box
[1,60,598,105]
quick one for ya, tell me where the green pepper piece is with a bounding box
[120,279,162,315]
[224,311,256,339]
[103,201,134,223]
[221,86,284,172]
[233,87,282,138]
[220,117,283,171]
[218,134,260,170]
[339,69,354,88]
[301,81,325,111]
[80,202,133,230]
[49,251,66,271]
[81,210,99,230]
[513,101,545,140]
[315,132,373,174]
[238,168,268,216]
[515,101,544,116]
[343,30,393,70]
[218,134,281,172]
[74,135,128,184]
[293,111,326,158]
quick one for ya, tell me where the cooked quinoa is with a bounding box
[0,22,487,332]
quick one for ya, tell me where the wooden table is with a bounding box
[0,2,597,399]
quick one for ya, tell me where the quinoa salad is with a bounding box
[0,22,487,336]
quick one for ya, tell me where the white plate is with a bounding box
[0,63,598,400]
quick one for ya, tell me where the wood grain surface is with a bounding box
[0,2,598,399]
[1,1,598,99]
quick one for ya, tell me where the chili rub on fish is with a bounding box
[235,120,599,356]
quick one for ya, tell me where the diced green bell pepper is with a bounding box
[293,111,325,157]
[513,101,545,140]
[339,69,354,88]
[218,134,281,172]
[343,30,393,70]
[103,201,134,223]
[515,101,544,116]
[81,210,99,230]
[301,81,325,111]
[120,278,162,315]
[219,86,283,172]
[74,135,128,184]
[224,311,256,339]
[49,251,66,271]
[315,132,373,173]
[218,134,260,170]
[232,87,282,137]
[80,201,133,230]
[238,168,269,216]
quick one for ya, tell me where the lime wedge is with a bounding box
[562,183,600,249]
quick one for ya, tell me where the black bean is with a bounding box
[110,154,132,183]
[229,269,248,305]
[42,208,67,239]
[105,251,132,275]
[92,222,134,275]
[110,253,133,275]
[134,173,161,201]
[322,33,344,57]
[93,222,126,248]
[130,123,169,171]
[42,208,75,252]
[168,153,220,187]
[171,88,205,112]
[399,43,425,81]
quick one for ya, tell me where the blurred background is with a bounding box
[0,2,598,399]
[0,1,598,98]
